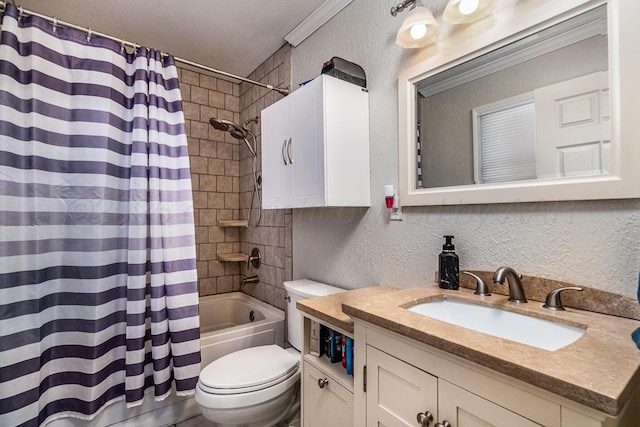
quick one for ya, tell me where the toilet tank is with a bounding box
[283,279,344,351]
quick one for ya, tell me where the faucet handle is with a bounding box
[462,271,491,296]
[247,247,261,269]
[543,286,583,310]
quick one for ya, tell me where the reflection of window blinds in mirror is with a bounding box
[478,102,536,184]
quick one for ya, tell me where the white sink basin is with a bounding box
[408,298,586,351]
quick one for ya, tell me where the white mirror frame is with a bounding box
[398,0,640,206]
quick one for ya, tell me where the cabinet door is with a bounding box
[366,346,438,427]
[438,379,543,427]
[303,361,354,427]
[291,78,325,208]
[261,96,291,209]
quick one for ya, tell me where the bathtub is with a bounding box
[199,292,285,368]
[48,292,285,427]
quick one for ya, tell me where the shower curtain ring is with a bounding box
[86,28,92,43]
[52,17,58,32]
[18,6,24,20]
[120,39,126,53]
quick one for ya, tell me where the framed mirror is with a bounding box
[398,0,640,206]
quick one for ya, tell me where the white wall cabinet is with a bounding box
[261,75,370,209]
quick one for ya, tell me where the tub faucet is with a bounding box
[241,275,259,286]
[493,266,527,303]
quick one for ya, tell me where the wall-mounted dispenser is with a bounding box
[384,185,403,221]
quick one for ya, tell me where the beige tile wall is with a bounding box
[177,44,293,310]
[178,66,243,296]
[239,44,293,311]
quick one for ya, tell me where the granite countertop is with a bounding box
[341,284,640,416]
[296,286,398,334]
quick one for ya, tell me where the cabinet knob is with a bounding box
[416,411,434,426]
[317,378,329,389]
[435,421,452,427]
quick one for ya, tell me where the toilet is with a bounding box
[195,279,344,427]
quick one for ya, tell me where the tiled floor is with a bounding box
[174,413,301,427]
[174,414,214,426]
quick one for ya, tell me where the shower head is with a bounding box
[209,118,247,140]
[209,117,256,157]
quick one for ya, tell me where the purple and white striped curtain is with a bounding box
[0,4,201,426]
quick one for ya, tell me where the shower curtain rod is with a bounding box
[0,1,290,95]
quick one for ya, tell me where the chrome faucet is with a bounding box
[493,266,527,303]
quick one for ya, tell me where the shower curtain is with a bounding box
[0,4,201,426]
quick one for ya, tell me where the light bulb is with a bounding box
[410,24,427,40]
[458,0,479,15]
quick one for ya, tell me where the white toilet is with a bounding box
[195,279,344,427]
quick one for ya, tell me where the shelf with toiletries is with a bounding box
[296,286,398,427]
[301,315,354,427]
[304,320,355,391]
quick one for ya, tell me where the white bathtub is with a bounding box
[48,292,285,427]
[199,292,285,368]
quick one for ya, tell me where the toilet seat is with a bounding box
[199,345,299,395]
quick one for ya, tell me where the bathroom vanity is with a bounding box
[297,287,398,427]
[298,281,640,427]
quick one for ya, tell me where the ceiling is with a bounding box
[14,0,330,78]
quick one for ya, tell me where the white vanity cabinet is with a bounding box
[260,74,370,209]
[365,345,540,427]
[355,323,633,427]
[300,315,354,427]
[303,361,353,427]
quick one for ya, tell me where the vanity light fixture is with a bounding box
[442,0,496,24]
[391,0,440,49]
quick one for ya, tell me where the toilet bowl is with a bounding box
[196,345,301,426]
[195,280,344,427]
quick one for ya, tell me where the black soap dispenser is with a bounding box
[439,235,459,290]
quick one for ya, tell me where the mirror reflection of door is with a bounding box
[534,71,610,179]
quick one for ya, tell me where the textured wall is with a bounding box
[290,0,640,298]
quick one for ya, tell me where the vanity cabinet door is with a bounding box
[438,379,543,427]
[303,360,354,427]
[366,345,438,427]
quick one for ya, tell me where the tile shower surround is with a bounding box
[177,43,292,311]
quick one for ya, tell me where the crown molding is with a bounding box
[285,0,353,46]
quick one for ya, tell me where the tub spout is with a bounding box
[241,275,259,286]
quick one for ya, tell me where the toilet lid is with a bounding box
[200,345,299,394]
